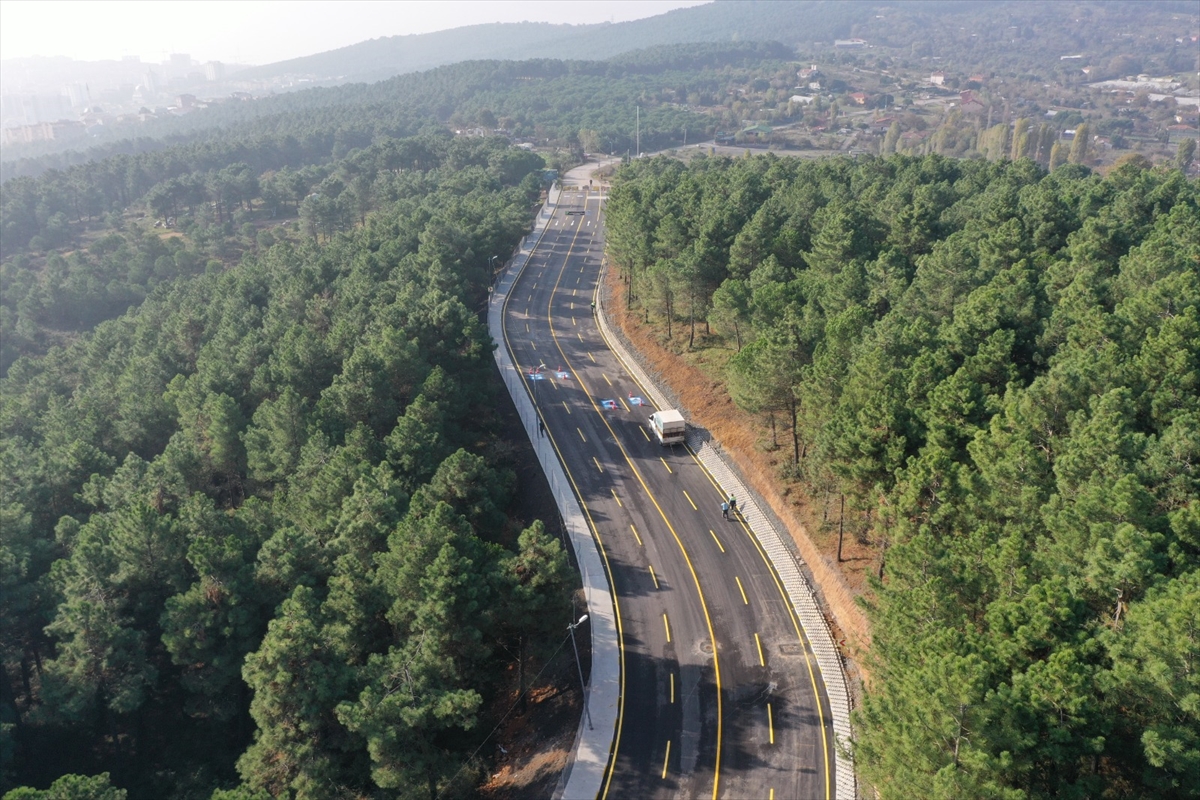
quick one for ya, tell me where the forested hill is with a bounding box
[606,153,1199,796]
[1,136,577,798]
[195,0,1197,87]
[0,42,787,178]
[231,1,862,86]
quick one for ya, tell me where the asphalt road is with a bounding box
[501,167,837,800]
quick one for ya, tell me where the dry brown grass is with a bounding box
[605,269,875,673]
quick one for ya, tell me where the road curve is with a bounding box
[503,163,840,799]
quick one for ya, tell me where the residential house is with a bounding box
[930,72,946,86]
[959,91,986,113]
[848,92,869,106]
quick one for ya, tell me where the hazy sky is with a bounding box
[0,0,709,65]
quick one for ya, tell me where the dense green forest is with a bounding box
[0,44,804,262]
[0,131,543,374]
[0,136,576,799]
[606,152,1199,797]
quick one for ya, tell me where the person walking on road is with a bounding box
[721,501,730,520]
[728,494,737,515]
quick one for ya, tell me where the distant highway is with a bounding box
[501,165,838,799]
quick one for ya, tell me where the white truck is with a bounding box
[648,409,686,446]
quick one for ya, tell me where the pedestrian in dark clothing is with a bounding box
[538,418,545,436]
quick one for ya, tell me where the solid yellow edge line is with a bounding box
[566,191,724,800]
[681,445,834,799]
[500,195,627,798]
[550,205,724,800]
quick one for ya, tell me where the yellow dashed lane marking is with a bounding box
[709,530,725,553]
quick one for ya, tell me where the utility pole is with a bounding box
[636,105,640,157]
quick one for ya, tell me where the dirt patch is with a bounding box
[478,636,589,800]
[602,267,874,677]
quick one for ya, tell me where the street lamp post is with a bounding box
[568,613,592,730]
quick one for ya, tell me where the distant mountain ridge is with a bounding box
[234,1,866,85]
[231,0,1199,89]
